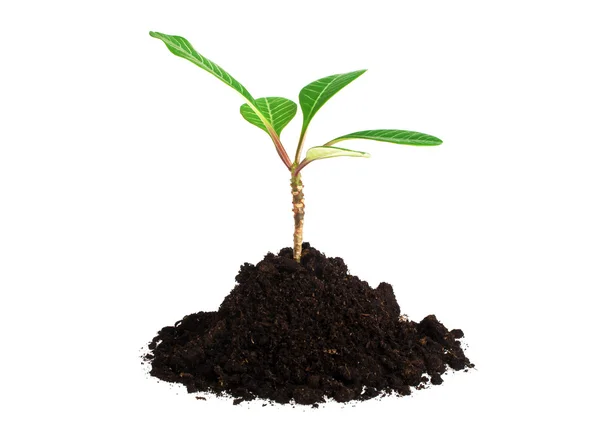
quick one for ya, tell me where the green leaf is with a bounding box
[150,31,292,168]
[305,145,370,163]
[299,70,367,135]
[240,97,297,136]
[325,129,443,147]
[149,31,256,105]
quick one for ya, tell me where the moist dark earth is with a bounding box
[145,243,472,405]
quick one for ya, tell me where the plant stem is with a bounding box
[291,171,305,262]
[268,128,292,169]
[294,131,306,164]
[251,106,292,169]
[293,158,310,176]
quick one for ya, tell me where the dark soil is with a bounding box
[145,243,472,405]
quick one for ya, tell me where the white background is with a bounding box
[1,0,599,430]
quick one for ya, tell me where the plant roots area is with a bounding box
[145,243,473,406]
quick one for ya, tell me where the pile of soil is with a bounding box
[145,243,472,405]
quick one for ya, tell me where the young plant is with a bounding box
[149,31,442,262]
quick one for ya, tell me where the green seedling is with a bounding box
[149,31,442,262]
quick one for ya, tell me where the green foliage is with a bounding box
[240,97,297,136]
[149,31,442,174]
[325,129,443,147]
[305,146,370,163]
[150,31,290,165]
[149,32,255,105]
[298,70,366,137]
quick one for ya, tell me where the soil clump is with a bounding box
[146,243,472,405]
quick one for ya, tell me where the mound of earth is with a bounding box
[145,243,472,405]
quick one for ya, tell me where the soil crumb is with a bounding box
[146,243,472,405]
